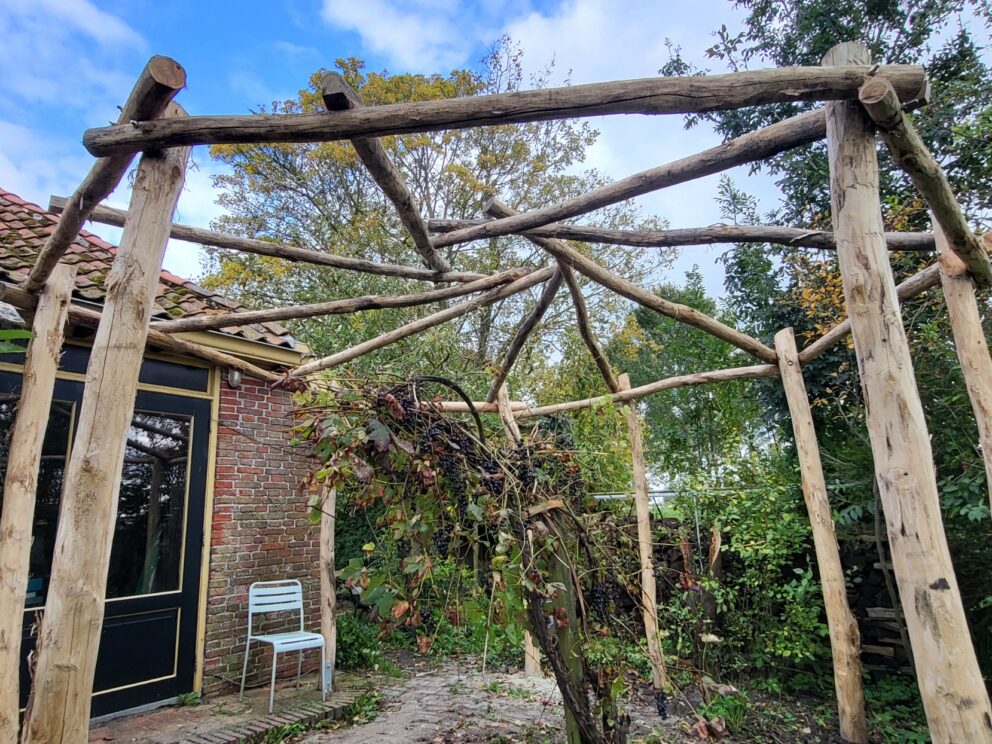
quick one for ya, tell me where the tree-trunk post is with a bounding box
[823,41,992,743]
[0,264,75,742]
[774,327,867,743]
[22,104,190,744]
[618,373,669,691]
[495,384,541,677]
[934,217,992,512]
[320,484,337,693]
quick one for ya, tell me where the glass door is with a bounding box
[0,373,210,717]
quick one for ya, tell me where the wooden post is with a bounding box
[934,219,992,512]
[823,41,992,743]
[320,484,336,693]
[618,373,668,691]
[0,265,75,742]
[495,384,541,677]
[774,328,867,744]
[22,104,190,744]
[24,57,185,293]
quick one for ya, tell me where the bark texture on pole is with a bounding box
[484,200,776,363]
[25,57,185,293]
[83,64,927,156]
[48,197,483,284]
[22,104,191,744]
[486,268,564,402]
[321,73,451,273]
[859,77,992,287]
[824,41,992,743]
[0,265,75,743]
[934,219,992,512]
[618,373,669,691]
[288,267,555,378]
[435,111,829,248]
[495,384,541,678]
[774,328,867,744]
[151,268,526,333]
[320,485,337,693]
[429,218,936,253]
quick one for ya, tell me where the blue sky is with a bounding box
[0,0,780,296]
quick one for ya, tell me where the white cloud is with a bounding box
[0,0,144,116]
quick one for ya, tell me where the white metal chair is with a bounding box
[239,579,327,713]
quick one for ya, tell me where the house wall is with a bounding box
[201,375,321,695]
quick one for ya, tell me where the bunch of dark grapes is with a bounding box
[432,522,453,554]
[514,445,535,490]
[587,580,623,622]
[479,458,504,495]
[654,690,668,719]
[418,425,443,455]
[438,452,469,523]
[419,607,433,629]
[565,466,584,508]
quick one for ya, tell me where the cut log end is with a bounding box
[146,56,186,90]
[321,72,362,112]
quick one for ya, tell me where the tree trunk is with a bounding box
[0,265,75,743]
[774,327,867,743]
[823,41,992,743]
[22,103,190,744]
[320,484,336,693]
[618,374,669,691]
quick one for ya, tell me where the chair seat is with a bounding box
[250,631,325,652]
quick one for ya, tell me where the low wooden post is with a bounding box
[495,384,541,677]
[934,219,992,511]
[618,373,669,691]
[0,265,75,742]
[319,484,337,693]
[824,41,992,742]
[774,328,867,743]
[22,104,190,744]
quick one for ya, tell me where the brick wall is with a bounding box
[201,376,321,695]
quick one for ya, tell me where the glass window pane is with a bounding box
[107,411,191,598]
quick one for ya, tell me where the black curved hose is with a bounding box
[412,375,486,446]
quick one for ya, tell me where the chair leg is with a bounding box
[269,649,278,714]
[320,644,328,702]
[296,650,302,688]
[239,638,251,700]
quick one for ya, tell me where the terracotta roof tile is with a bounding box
[0,187,295,349]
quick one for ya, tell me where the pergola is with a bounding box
[0,40,990,744]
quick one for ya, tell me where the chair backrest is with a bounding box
[247,580,305,633]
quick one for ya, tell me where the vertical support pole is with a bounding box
[496,384,541,677]
[23,104,190,744]
[824,41,992,743]
[320,484,337,693]
[0,265,75,742]
[618,373,668,691]
[775,328,867,743]
[934,217,992,512]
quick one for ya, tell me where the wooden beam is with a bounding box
[561,265,620,393]
[24,57,185,294]
[486,269,564,402]
[485,199,777,363]
[934,218,992,514]
[48,197,483,284]
[429,218,936,252]
[434,110,829,248]
[288,267,556,377]
[618,373,669,692]
[774,328,867,744]
[151,268,527,333]
[480,201,619,393]
[319,484,336,694]
[321,73,451,273]
[859,77,992,287]
[23,104,191,743]
[515,364,777,419]
[0,265,75,743]
[0,283,283,383]
[435,399,527,413]
[823,41,992,742]
[83,64,927,157]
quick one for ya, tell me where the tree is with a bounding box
[204,38,667,397]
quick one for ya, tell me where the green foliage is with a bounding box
[0,329,31,354]
[700,691,751,730]
[347,689,384,725]
[175,691,201,707]
[864,675,930,743]
[335,612,387,671]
